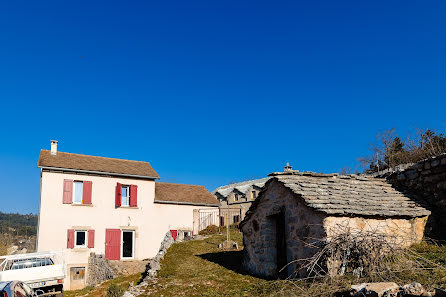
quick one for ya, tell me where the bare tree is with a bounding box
[360,127,446,173]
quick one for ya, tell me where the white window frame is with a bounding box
[72,181,84,204]
[121,230,135,259]
[121,185,130,207]
[74,230,87,248]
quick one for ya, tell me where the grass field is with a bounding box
[66,231,446,297]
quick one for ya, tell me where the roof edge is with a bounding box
[153,200,219,207]
[39,166,160,179]
[156,182,207,188]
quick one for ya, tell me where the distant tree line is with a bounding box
[360,128,446,173]
[0,212,37,236]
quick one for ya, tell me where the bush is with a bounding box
[198,225,219,235]
[106,283,124,297]
[198,224,239,235]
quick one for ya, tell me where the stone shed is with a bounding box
[240,171,430,279]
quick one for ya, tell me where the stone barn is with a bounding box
[240,171,430,279]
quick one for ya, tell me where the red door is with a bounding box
[105,229,121,260]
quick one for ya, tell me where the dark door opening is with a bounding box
[274,212,287,279]
[122,231,134,258]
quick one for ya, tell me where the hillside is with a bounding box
[0,212,37,255]
[0,211,37,236]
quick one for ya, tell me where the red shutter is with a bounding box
[63,180,73,204]
[67,229,75,248]
[88,230,95,248]
[130,185,138,207]
[116,183,122,207]
[105,229,121,260]
[83,181,92,205]
[170,230,178,241]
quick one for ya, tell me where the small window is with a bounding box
[233,215,240,223]
[73,181,84,204]
[71,267,85,281]
[234,194,239,201]
[121,185,130,206]
[75,231,87,248]
[252,191,257,199]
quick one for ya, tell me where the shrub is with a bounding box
[198,224,239,235]
[198,225,219,235]
[106,283,124,297]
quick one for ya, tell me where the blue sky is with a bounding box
[0,0,445,214]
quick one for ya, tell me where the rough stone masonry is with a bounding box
[375,153,446,240]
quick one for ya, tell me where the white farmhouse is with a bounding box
[37,141,218,290]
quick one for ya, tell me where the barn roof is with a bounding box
[241,172,430,224]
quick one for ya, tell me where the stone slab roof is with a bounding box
[38,150,159,178]
[212,177,270,198]
[243,172,430,222]
[155,182,219,206]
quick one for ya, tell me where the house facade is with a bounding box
[240,170,430,279]
[212,164,296,224]
[213,177,269,224]
[37,141,218,290]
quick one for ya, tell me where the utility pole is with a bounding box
[226,211,229,248]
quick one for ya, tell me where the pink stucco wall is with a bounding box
[38,171,202,289]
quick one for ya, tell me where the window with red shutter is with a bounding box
[116,183,122,207]
[130,185,138,207]
[88,230,95,248]
[67,229,75,249]
[63,180,73,204]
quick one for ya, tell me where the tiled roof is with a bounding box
[37,150,159,178]
[212,177,270,197]
[155,182,219,206]
[242,172,430,224]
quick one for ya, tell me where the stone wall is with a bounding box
[87,253,115,287]
[376,153,446,239]
[323,216,428,248]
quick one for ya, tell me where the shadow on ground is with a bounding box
[198,250,247,274]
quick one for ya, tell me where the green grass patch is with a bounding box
[65,273,142,297]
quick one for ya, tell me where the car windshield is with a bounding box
[8,258,53,270]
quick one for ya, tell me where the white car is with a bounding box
[0,252,65,296]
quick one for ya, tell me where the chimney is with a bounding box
[50,140,58,155]
[284,162,293,172]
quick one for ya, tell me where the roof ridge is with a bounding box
[214,177,270,190]
[156,181,206,188]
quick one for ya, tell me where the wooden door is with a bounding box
[105,229,121,260]
[275,213,287,279]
